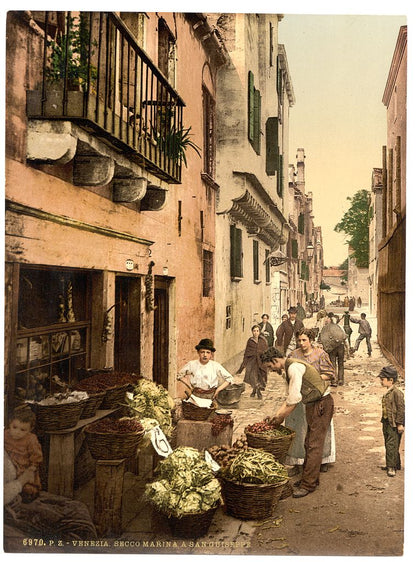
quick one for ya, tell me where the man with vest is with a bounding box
[260,347,334,498]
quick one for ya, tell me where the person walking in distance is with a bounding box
[319,313,347,385]
[260,347,334,498]
[350,312,372,357]
[258,313,275,348]
[236,325,269,399]
[275,306,304,356]
[377,366,405,477]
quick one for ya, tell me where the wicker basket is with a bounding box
[80,391,106,419]
[279,480,293,500]
[163,503,219,538]
[220,477,287,520]
[84,426,145,460]
[244,426,296,463]
[182,400,216,421]
[34,399,88,431]
[100,384,130,409]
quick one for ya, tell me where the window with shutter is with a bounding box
[253,240,260,283]
[265,249,271,283]
[291,239,298,259]
[230,224,243,279]
[278,154,284,197]
[248,71,255,142]
[266,117,279,176]
[298,213,305,234]
[253,90,261,155]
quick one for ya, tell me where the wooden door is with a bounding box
[114,276,141,372]
[153,278,169,388]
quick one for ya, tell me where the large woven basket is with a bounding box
[244,426,296,463]
[163,503,219,538]
[100,384,130,409]
[84,426,145,460]
[34,399,88,431]
[80,391,106,419]
[182,400,216,421]
[220,477,287,520]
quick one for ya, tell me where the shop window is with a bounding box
[14,267,91,402]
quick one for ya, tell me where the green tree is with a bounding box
[335,189,370,268]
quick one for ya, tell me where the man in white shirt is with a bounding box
[261,347,334,498]
[178,338,233,400]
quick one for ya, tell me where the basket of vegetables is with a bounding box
[73,378,107,419]
[125,378,175,440]
[84,416,145,460]
[219,448,288,520]
[76,371,140,410]
[28,391,89,431]
[244,418,296,463]
[145,447,222,538]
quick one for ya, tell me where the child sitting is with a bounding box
[4,406,43,502]
[377,366,405,477]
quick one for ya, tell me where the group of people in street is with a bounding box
[177,301,404,500]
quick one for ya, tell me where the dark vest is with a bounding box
[285,357,329,403]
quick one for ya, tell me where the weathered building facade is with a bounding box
[205,13,292,367]
[368,167,384,315]
[378,25,407,373]
[4,10,227,414]
[286,149,324,313]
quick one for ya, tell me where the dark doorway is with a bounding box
[153,277,169,389]
[114,276,141,372]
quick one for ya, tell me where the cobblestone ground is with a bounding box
[60,308,406,556]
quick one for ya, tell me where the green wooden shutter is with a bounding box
[278,154,283,197]
[230,225,243,278]
[253,240,259,282]
[266,117,279,175]
[291,238,298,259]
[248,71,255,142]
[253,89,261,155]
[298,213,305,234]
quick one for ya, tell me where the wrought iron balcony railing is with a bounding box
[27,12,185,183]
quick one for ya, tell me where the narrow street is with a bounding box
[67,309,404,557]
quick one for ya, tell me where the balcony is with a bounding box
[27,12,185,184]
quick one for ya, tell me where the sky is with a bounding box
[278,13,407,267]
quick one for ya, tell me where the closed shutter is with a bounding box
[230,225,243,278]
[248,71,255,142]
[253,89,261,155]
[266,117,279,175]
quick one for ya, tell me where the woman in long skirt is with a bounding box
[236,325,269,399]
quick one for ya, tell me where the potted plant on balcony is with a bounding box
[45,14,98,92]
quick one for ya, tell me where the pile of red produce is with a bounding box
[211,414,234,436]
[75,371,141,392]
[245,418,291,436]
[87,417,144,434]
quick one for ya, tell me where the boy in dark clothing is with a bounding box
[377,366,405,477]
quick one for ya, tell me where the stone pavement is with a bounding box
[72,306,405,555]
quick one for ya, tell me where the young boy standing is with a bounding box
[378,366,405,477]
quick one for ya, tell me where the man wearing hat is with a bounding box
[275,306,304,356]
[377,366,405,477]
[177,338,234,400]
